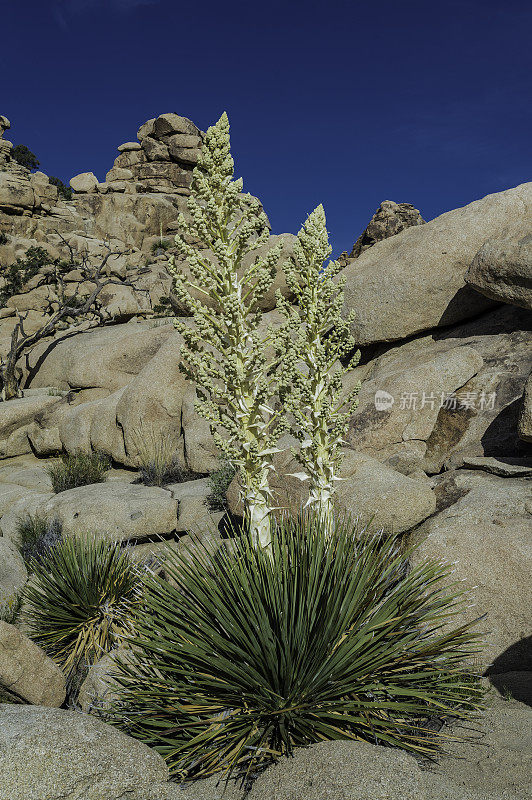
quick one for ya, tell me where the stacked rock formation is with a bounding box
[339,200,425,264]
[70,112,202,198]
[0,117,60,217]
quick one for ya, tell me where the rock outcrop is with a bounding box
[466,234,532,310]
[341,182,531,345]
[347,199,425,259]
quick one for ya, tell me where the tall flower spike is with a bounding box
[276,204,362,533]
[167,113,288,551]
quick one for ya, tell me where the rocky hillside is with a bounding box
[0,111,531,799]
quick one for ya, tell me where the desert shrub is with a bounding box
[0,592,22,624]
[48,175,73,200]
[107,512,484,781]
[11,144,39,170]
[23,536,144,675]
[47,452,111,493]
[150,238,172,254]
[0,245,51,305]
[0,231,8,245]
[16,513,62,565]
[206,461,236,510]
[132,427,187,487]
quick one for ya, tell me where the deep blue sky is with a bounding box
[2,0,531,255]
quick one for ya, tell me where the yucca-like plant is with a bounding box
[276,206,361,530]
[23,536,144,675]
[167,113,290,550]
[107,513,484,781]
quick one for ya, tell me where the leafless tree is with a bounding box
[0,235,142,401]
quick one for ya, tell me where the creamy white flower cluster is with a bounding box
[168,113,360,548]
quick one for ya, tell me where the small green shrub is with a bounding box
[0,231,8,245]
[107,512,484,781]
[11,144,39,171]
[0,592,22,624]
[23,536,144,675]
[47,452,111,493]
[132,427,187,487]
[0,245,51,305]
[48,175,73,200]
[150,239,172,254]
[206,461,236,510]
[16,513,62,565]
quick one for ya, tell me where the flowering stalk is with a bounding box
[276,205,361,533]
[167,113,289,550]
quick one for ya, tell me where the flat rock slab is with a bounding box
[460,456,532,477]
[0,704,168,800]
[412,470,532,672]
[0,463,52,492]
[39,480,179,542]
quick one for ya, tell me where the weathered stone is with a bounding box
[423,695,532,800]
[37,481,179,542]
[466,234,532,310]
[78,648,131,712]
[0,621,65,706]
[346,341,484,469]
[0,483,33,516]
[0,491,54,541]
[69,172,99,193]
[118,141,142,152]
[349,199,425,259]
[0,173,34,214]
[0,538,27,602]
[0,457,53,492]
[423,307,532,471]
[114,149,146,169]
[0,704,168,800]
[105,166,133,183]
[6,283,58,313]
[137,117,156,140]
[0,116,10,137]
[166,133,201,151]
[0,396,61,459]
[459,456,532,477]
[518,372,532,442]
[248,739,426,800]
[27,321,173,393]
[411,470,532,672]
[167,146,200,165]
[153,113,199,138]
[141,136,170,161]
[167,477,221,533]
[342,183,532,345]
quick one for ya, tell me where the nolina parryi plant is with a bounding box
[276,205,361,532]
[168,113,290,550]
